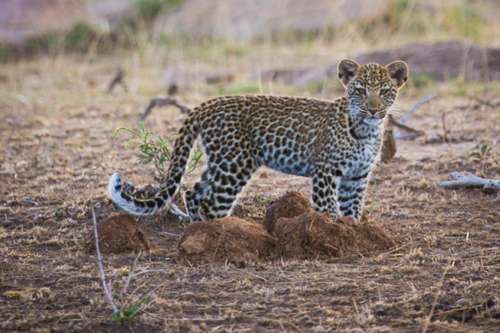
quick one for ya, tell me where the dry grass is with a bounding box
[1,23,500,331]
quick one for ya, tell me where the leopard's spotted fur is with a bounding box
[109,59,408,221]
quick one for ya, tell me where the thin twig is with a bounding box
[388,115,425,140]
[440,112,450,143]
[421,261,453,333]
[245,271,268,282]
[140,97,191,121]
[400,93,438,124]
[91,205,119,315]
[159,231,182,239]
[122,251,142,296]
[391,94,437,140]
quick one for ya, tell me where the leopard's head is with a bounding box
[338,59,408,125]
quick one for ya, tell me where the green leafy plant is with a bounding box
[113,123,203,177]
[135,0,184,20]
[469,143,492,163]
[111,296,152,324]
[443,2,483,39]
[65,22,95,49]
[409,73,435,89]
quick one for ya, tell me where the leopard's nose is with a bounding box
[366,94,383,114]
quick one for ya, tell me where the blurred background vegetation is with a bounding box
[0,0,499,100]
[1,0,498,59]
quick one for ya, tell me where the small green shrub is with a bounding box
[135,0,184,20]
[64,22,95,49]
[113,123,203,177]
[409,73,435,89]
[443,2,483,38]
[111,297,152,325]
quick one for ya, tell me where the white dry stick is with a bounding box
[393,94,438,140]
[437,172,500,191]
[91,206,119,315]
[399,93,438,124]
[122,251,142,296]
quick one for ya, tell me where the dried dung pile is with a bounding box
[273,212,395,259]
[84,214,151,254]
[265,192,395,259]
[178,217,276,264]
[177,191,395,263]
[264,191,311,233]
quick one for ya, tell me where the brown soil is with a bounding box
[1,56,499,332]
[263,191,311,233]
[178,217,275,264]
[84,213,151,255]
[274,212,395,259]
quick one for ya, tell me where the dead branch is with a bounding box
[388,115,426,140]
[167,83,178,96]
[391,94,437,141]
[107,68,128,93]
[380,126,397,162]
[399,93,438,124]
[437,172,500,191]
[91,205,119,315]
[440,112,451,143]
[140,96,191,121]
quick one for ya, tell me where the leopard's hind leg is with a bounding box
[184,164,215,221]
[199,150,260,220]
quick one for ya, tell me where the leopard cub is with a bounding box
[109,59,408,221]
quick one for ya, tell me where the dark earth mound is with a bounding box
[178,217,276,264]
[264,191,311,233]
[178,191,395,263]
[274,212,396,259]
[84,214,151,254]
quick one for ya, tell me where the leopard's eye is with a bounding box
[380,83,392,94]
[353,82,366,95]
[356,87,366,95]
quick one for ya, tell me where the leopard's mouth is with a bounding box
[358,108,386,124]
[362,116,383,126]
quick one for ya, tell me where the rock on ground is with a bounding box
[84,213,151,255]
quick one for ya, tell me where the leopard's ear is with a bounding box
[386,61,409,88]
[338,59,360,87]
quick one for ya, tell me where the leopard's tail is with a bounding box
[108,114,198,216]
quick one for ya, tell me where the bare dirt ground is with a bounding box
[1,55,499,332]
